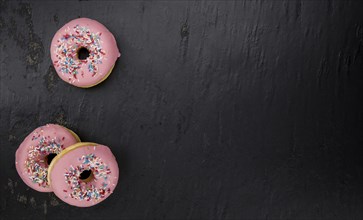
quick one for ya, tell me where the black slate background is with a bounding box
[1,1,363,219]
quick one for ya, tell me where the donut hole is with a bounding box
[79,170,93,182]
[77,47,90,60]
[46,153,57,165]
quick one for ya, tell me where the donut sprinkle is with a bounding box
[64,153,111,201]
[53,25,105,82]
[25,131,65,188]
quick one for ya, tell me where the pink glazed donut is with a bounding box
[15,124,80,192]
[48,142,119,207]
[50,18,120,88]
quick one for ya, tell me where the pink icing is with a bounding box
[50,144,119,207]
[15,124,79,192]
[50,18,120,87]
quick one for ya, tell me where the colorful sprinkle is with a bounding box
[53,25,105,83]
[25,130,65,188]
[64,153,111,201]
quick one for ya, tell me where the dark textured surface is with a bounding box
[1,1,363,219]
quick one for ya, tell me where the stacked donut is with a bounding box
[15,124,119,207]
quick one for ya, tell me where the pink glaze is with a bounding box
[15,124,79,192]
[50,18,120,87]
[50,144,119,207]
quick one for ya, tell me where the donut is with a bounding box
[48,142,119,207]
[50,18,120,88]
[15,124,80,192]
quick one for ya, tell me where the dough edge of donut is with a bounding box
[63,126,81,142]
[79,64,115,88]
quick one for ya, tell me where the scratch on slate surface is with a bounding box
[7,179,14,194]
[179,20,190,63]
[17,3,44,71]
[17,194,27,204]
[29,197,36,208]
[49,193,60,207]
[43,201,47,215]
